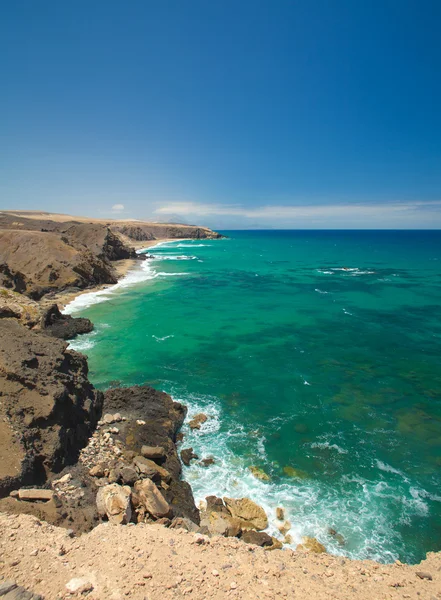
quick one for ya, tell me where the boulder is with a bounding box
[223,497,268,531]
[298,536,326,554]
[205,496,230,515]
[241,530,273,547]
[103,385,200,524]
[133,479,171,518]
[200,457,215,467]
[133,456,171,482]
[180,448,199,466]
[276,507,284,520]
[277,520,291,536]
[119,466,138,486]
[96,483,132,524]
[188,413,208,430]
[18,489,54,502]
[169,517,199,532]
[40,304,93,340]
[265,537,284,551]
[141,446,166,461]
[249,466,270,481]
[201,511,242,537]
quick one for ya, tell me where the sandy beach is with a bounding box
[49,238,180,311]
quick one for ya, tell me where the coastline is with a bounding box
[53,238,180,312]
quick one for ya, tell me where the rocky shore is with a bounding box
[0,212,440,598]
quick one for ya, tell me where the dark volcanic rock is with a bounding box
[0,319,103,497]
[104,385,200,524]
[180,447,199,466]
[40,304,93,340]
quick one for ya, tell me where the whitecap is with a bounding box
[152,334,175,342]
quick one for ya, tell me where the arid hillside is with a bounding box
[0,212,222,298]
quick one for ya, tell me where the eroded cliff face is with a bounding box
[0,212,222,298]
[0,319,103,496]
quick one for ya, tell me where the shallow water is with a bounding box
[67,230,441,563]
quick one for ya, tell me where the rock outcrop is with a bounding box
[40,304,93,340]
[0,319,103,497]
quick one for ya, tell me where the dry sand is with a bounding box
[0,512,440,600]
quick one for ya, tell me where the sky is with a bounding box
[1,1,440,229]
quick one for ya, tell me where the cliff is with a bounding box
[0,319,103,497]
[0,211,222,299]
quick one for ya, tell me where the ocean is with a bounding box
[66,230,441,564]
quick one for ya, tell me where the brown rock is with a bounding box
[189,414,208,430]
[133,456,171,482]
[134,479,171,518]
[276,507,284,521]
[96,483,132,524]
[18,489,54,502]
[200,457,215,467]
[89,464,105,478]
[278,520,291,536]
[0,319,102,498]
[223,497,268,531]
[181,448,199,466]
[141,446,166,461]
[298,536,326,554]
[241,530,273,547]
[265,537,284,551]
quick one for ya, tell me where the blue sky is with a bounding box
[1,1,440,228]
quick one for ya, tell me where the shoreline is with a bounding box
[53,238,181,312]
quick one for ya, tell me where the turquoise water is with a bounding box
[67,230,441,563]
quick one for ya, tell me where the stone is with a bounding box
[188,413,208,430]
[141,446,166,461]
[265,537,284,551]
[223,497,268,531]
[284,534,293,544]
[102,413,115,424]
[276,507,284,521]
[277,520,291,536]
[180,448,199,466]
[133,456,171,481]
[113,413,122,422]
[136,419,146,425]
[249,466,270,481]
[283,466,308,479]
[54,473,72,485]
[200,457,215,467]
[298,536,326,554]
[241,530,273,547]
[120,466,138,486]
[134,479,171,518]
[40,304,93,340]
[18,489,54,502]
[204,511,242,537]
[65,577,94,594]
[96,483,132,524]
[89,464,105,478]
[9,490,19,498]
[169,517,199,532]
[205,496,229,514]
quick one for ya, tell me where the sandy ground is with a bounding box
[0,512,440,600]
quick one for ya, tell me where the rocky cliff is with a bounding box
[0,212,222,299]
[0,319,103,497]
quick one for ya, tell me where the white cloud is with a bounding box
[112,203,125,212]
[153,200,441,228]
